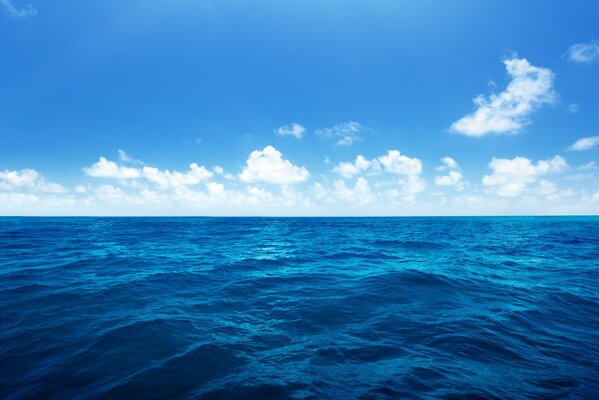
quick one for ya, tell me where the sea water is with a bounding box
[0,217,598,399]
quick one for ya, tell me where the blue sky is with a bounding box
[1,0,599,215]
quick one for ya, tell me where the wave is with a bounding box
[1,217,598,399]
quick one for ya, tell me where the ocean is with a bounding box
[0,217,598,399]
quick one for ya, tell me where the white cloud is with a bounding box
[333,155,377,179]
[142,163,213,189]
[566,41,599,64]
[335,136,355,146]
[213,165,235,180]
[451,57,555,137]
[275,123,305,139]
[84,157,213,188]
[538,179,557,196]
[378,150,422,176]
[1,0,36,18]
[435,171,464,190]
[331,150,424,202]
[84,157,142,179]
[316,121,365,146]
[239,145,309,185]
[118,149,144,165]
[5,150,599,215]
[0,169,66,193]
[568,135,599,151]
[333,177,376,205]
[401,176,426,198]
[434,157,464,190]
[482,155,567,197]
[436,156,459,171]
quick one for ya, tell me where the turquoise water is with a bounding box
[0,217,598,399]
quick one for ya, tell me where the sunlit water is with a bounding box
[1,217,598,399]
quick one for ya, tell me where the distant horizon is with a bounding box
[2,214,599,218]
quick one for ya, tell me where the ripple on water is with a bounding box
[0,217,598,399]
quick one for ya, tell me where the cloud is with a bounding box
[435,171,464,189]
[568,104,580,114]
[316,121,365,146]
[118,149,144,165]
[1,0,36,18]
[84,157,213,188]
[482,155,567,197]
[401,176,426,198]
[239,145,309,185]
[378,150,422,176]
[0,169,66,193]
[275,123,305,139]
[74,185,87,194]
[579,161,597,170]
[566,41,599,64]
[451,57,556,137]
[333,150,422,179]
[84,157,142,179]
[331,150,424,202]
[568,135,599,151]
[333,155,377,179]
[436,156,459,171]
[333,177,376,205]
[213,165,235,180]
[142,164,213,189]
[434,157,464,190]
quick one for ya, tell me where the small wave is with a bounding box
[104,343,248,398]
[372,239,448,250]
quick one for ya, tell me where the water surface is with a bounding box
[1,217,598,399]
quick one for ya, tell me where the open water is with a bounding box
[0,217,598,399]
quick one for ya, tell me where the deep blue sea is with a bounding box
[1,217,598,399]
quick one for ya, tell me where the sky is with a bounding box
[1,0,599,216]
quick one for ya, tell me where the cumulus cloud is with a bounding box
[378,150,422,176]
[84,157,142,179]
[333,155,378,179]
[436,157,459,171]
[1,0,36,18]
[482,155,567,197]
[84,157,213,188]
[333,150,422,180]
[568,135,599,151]
[333,177,376,205]
[0,169,66,193]
[434,157,464,190]
[239,145,309,185]
[275,123,305,139]
[331,150,425,201]
[435,171,463,188]
[400,175,426,199]
[142,164,213,189]
[316,121,365,146]
[451,57,556,137]
[566,41,599,64]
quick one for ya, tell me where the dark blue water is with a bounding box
[1,217,598,399]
